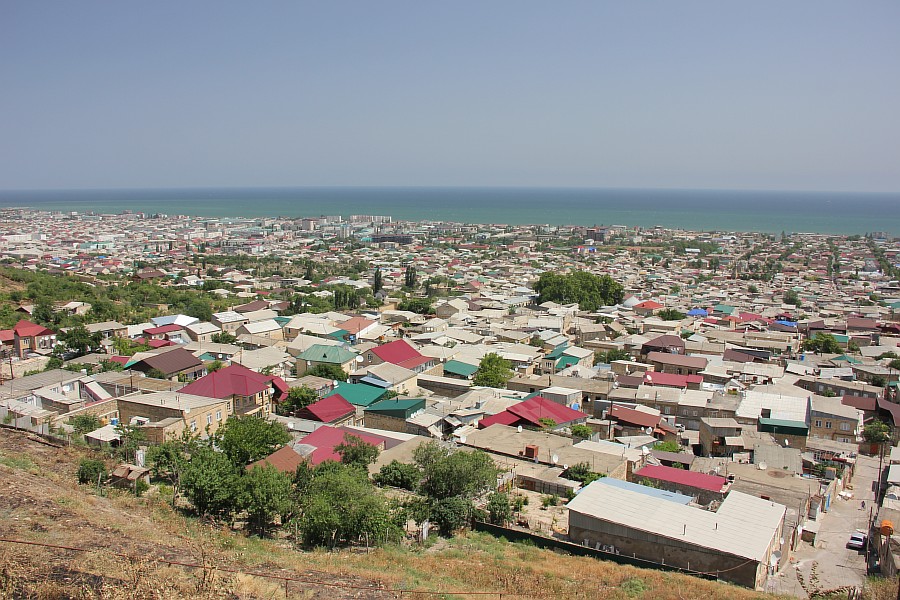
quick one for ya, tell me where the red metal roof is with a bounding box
[634,464,727,492]
[179,363,288,401]
[634,300,664,310]
[643,372,703,388]
[608,405,660,428]
[144,324,184,335]
[300,426,385,465]
[842,395,876,412]
[12,319,53,338]
[296,394,355,424]
[371,339,423,366]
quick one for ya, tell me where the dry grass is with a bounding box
[0,427,806,600]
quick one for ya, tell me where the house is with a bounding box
[211,311,249,333]
[435,298,469,319]
[178,363,288,417]
[185,322,221,343]
[323,381,387,407]
[295,344,359,377]
[84,321,128,340]
[249,425,388,471]
[808,395,860,443]
[364,398,426,432]
[606,404,677,442]
[129,348,206,381]
[116,391,232,443]
[640,334,685,357]
[295,394,359,427]
[646,351,708,375]
[567,481,786,589]
[477,395,589,430]
[365,339,436,373]
[698,417,743,457]
[633,300,664,316]
[632,464,729,505]
[0,320,55,358]
[352,363,419,396]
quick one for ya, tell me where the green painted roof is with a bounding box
[556,356,579,369]
[814,332,850,344]
[833,354,862,364]
[758,417,808,436]
[443,360,478,377]
[713,304,737,315]
[546,344,568,359]
[296,344,358,364]
[365,398,426,418]
[324,382,385,407]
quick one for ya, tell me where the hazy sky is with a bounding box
[2,2,898,191]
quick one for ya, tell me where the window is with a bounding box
[825,421,832,429]
[190,420,197,432]
[216,410,222,421]
[664,407,671,415]
[814,420,822,428]
[840,422,851,431]
[207,414,213,426]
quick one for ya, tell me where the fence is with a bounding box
[472,521,717,581]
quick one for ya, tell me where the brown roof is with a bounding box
[235,300,270,313]
[646,351,708,370]
[137,347,203,375]
[248,445,305,473]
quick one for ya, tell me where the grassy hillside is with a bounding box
[0,427,823,599]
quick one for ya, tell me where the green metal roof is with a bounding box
[443,360,478,377]
[556,356,579,369]
[546,344,568,359]
[296,344,358,364]
[324,382,385,407]
[832,354,862,364]
[758,417,808,436]
[365,398,426,418]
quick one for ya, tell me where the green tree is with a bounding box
[114,422,147,463]
[77,459,106,485]
[889,358,900,371]
[570,424,593,439]
[802,333,843,355]
[58,324,101,355]
[783,289,802,307]
[533,270,624,311]
[180,446,240,518]
[430,496,471,535]
[373,267,383,294]
[207,360,224,372]
[415,442,498,500]
[238,464,296,535]
[863,420,891,444]
[654,440,682,453]
[538,417,557,429]
[71,414,102,435]
[211,332,238,345]
[216,415,291,467]
[473,352,513,388]
[299,463,399,547]
[145,368,169,380]
[486,492,512,525]
[404,265,418,289]
[278,385,318,415]
[306,363,349,382]
[184,299,213,322]
[748,284,759,294]
[657,308,686,321]
[595,348,630,364]
[335,434,380,470]
[373,460,421,490]
[31,297,56,327]
[563,462,602,485]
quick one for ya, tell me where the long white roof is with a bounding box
[567,482,785,561]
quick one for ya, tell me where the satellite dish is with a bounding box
[645,427,653,435]
[562,464,569,470]
[332,380,339,386]
[551,454,559,465]
[459,436,467,444]
[356,356,364,363]
[287,422,294,430]
[517,425,523,433]
[758,462,768,471]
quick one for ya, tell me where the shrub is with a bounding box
[77,459,106,485]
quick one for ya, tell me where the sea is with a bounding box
[0,187,897,236]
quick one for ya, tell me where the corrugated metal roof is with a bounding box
[567,482,785,561]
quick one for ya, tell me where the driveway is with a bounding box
[766,453,880,597]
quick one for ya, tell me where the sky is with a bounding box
[2,2,899,192]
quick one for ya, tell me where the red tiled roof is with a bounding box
[634,300,664,310]
[180,363,288,401]
[296,394,355,424]
[634,464,727,492]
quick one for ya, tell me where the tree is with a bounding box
[563,462,602,485]
[32,297,56,327]
[404,265,418,289]
[863,420,891,444]
[373,267,383,294]
[654,440,682,453]
[570,424,593,439]
[802,334,843,355]
[145,368,169,380]
[415,442,498,500]
[748,284,759,294]
[595,348,630,364]
[889,358,900,371]
[211,332,238,345]
[278,385,318,415]
[533,270,624,311]
[538,417,557,429]
[299,463,399,547]
[114,423,147,464]
[473,353,513,388]
[238,464,295,535]
[335,434,380,470]
[216,415,291,467]
[185,299,213,322]
[486,492,512,526]
[783,289,802,307]
[207,360,224,373]
[657,308,686,321]
[58,324,101,355]
[180,446,240,517]
[430,496,471,535]
[71,414,102,435]
[77,459,106,485]
[306,363,349,382]
[373,460,421,490]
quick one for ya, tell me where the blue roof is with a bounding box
[687,308,708,316]
[775,320,797,327]
[593,477,693,505]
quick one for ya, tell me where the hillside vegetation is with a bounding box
[0,427,841,599]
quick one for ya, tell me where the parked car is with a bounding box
[847,532,867,550]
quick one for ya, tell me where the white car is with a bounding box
[847,532,867,550]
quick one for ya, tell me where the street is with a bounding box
[766,453,880,597]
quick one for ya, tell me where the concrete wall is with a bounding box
[364,412,406,432]
[568,514,768,589]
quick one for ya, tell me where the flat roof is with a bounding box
[567,482,785,561]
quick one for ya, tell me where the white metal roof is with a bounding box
[567,483,785,562]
